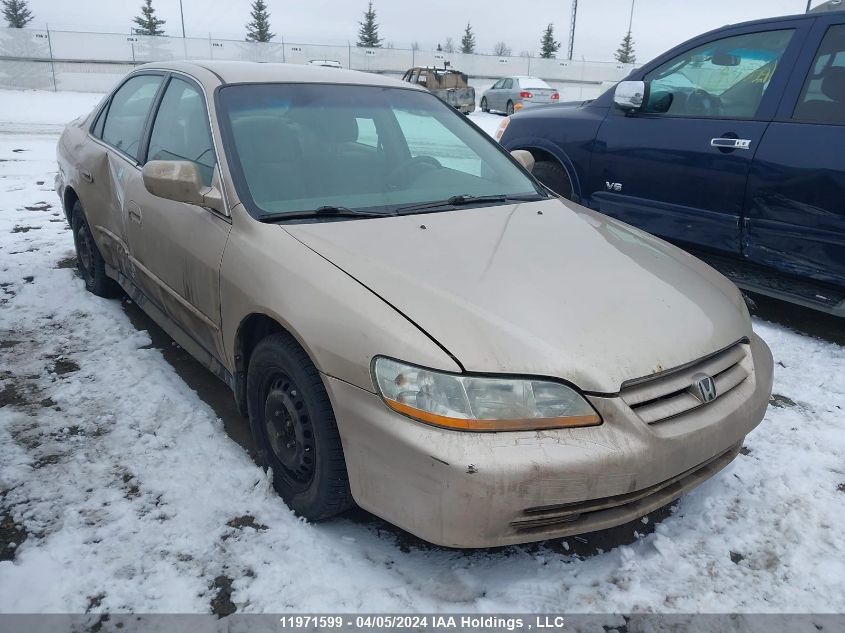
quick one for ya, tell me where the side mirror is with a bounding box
[614,80,646,111]
[142,160,224,213]
[510,149,535,173]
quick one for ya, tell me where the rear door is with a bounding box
[587,22,808,255]
[123,73,231,361]
[87,72,164,276]
[744,17,845,292]
[500,78,514,111]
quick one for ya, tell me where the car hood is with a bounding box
[283,198,751,393]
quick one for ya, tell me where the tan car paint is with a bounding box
[286,199,752,393]
[56,60,774,547]
[326,332,771,547]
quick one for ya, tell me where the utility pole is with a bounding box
[806,0,812,11]
[179,0,186,37]
[628,0,636,33]
[567,0,578,60]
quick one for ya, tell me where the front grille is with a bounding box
[620,341,750,425]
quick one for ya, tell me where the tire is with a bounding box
[532,160,574,199]
[506,100,515,116]
[481,97,489,113]
[246,333,353,521]
[71,202,121,298]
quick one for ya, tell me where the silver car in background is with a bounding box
[481,76,560,115]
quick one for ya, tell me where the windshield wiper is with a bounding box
[257,206,392,223]
[393,193,546,216]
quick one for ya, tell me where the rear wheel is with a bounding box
[532,160,573,200]
[481,97,489,113]
[71,202,121,298]
[506,100,515,116]
[246,333,353,521]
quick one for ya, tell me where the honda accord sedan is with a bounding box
[56,60,773,548]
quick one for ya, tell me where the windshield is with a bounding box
[217,83,543,218]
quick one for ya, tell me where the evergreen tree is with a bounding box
[246,0,274,42]
[436,43,442,52]
[2,0,33,28]
[443,37,454,53]
[133,0,166,36]
[356,2,382,48]
[615,31,636,63]
[539,23,560,59]
[460,22,475,54]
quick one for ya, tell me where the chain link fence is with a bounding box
[0,27,634,95]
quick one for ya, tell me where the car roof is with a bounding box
[134,60,419,90]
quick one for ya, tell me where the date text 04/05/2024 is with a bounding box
[277,615,567,630]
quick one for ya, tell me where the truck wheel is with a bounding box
[71,202,121,298]
[246,332,353,521]
[481,97,489,113]
[506,101,515,116]
[533,161,573,200]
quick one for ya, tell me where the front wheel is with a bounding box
[481,97,489,113]
[532,161,574,199]
[71,202,121,298]
[246,333,353,521]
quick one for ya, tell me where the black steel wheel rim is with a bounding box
[76,222,96,284]
[262,372,315,488]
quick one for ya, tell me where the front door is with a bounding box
[123,74,231,361]
[588,24,805,255]
[744,18,845,292]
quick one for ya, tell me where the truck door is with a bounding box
[744,18,845,295]
[588,22,807,256]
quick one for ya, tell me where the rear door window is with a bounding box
[100,74,163,159]
[793,24,845,123]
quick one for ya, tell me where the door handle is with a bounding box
[80,169,93,183]
[128,205,142,225]
[710,138,752,150]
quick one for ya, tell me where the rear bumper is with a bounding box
[514,100,556,110]
[326,332,773,548]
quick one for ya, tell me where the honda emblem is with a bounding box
[692,373,717,403]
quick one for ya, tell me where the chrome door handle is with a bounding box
[711,138,752,150]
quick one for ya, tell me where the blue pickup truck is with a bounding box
[499,10,845,316]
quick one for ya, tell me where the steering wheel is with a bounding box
[387,155,442,189]
[686,89,721,117]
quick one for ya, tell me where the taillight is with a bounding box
[519,91,533,99]
[551,92,560,100]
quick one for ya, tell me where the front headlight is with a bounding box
[372,357,601,432]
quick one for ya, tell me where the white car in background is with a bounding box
[481,76,560,115]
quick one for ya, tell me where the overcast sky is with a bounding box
[26,0,815,63]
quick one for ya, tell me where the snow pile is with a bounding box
[0,91,844,614]
[0,90,104,134]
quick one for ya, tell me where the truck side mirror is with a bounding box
[614,80,647,111]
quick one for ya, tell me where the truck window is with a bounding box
[642,29,794,119]
[793,24,845,124]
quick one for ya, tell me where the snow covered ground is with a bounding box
[0,89,844,615]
